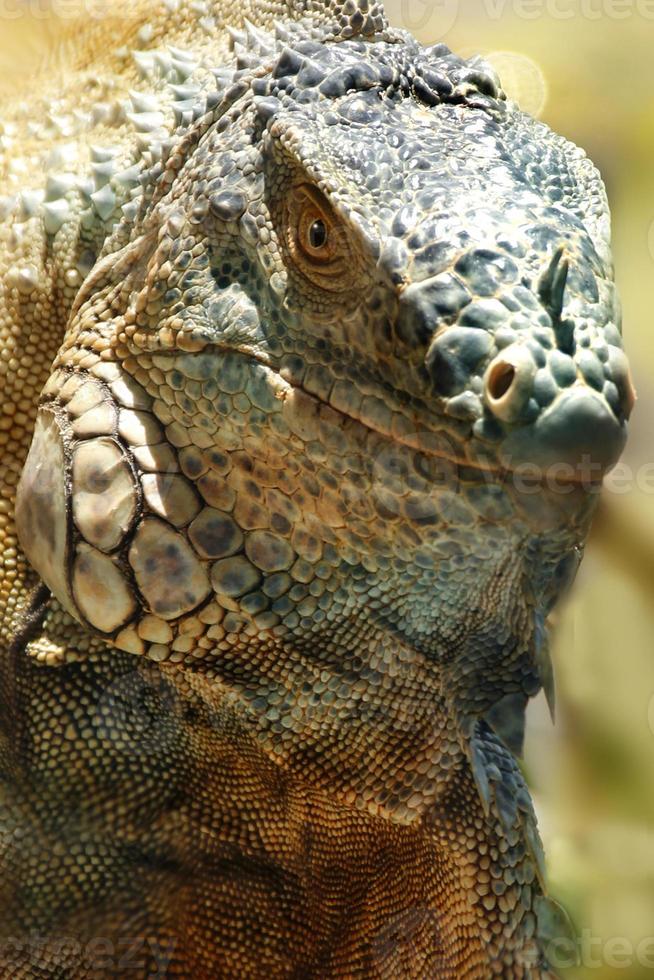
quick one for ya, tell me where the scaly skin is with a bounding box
[0,1,632,976]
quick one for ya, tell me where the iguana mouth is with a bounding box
[15,333,601,644]
[285,370,613,490]
[102,342,618,490]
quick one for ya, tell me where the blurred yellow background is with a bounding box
[1,2,653,976]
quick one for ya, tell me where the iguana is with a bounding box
[0,0,633,976]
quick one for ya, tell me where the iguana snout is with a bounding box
[496,382,628,477]
[400,239,632,482]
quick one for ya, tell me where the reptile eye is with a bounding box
[296,194,336,265]
[284,183,355,292]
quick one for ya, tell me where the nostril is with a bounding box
[487,361,516,401]
[484,344,536,424]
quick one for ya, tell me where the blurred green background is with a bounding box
[2,2,653,975]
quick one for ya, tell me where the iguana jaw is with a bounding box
[16,336,599,655]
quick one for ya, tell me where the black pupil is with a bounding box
[308,219,327,249]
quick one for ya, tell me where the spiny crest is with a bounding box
[298,0,391,40]
[232,0,394,59]
[230,32,506,119]
[229,0,507,106]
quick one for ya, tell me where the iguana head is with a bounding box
[16,10,631,760]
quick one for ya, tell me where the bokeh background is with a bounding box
[1,2,653,976]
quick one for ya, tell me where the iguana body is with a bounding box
[0,1,632,976]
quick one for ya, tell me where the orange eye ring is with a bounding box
[282,182,358,294]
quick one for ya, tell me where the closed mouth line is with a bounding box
[129,342,601,491]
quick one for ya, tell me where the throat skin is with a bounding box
[0,0,625,977]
